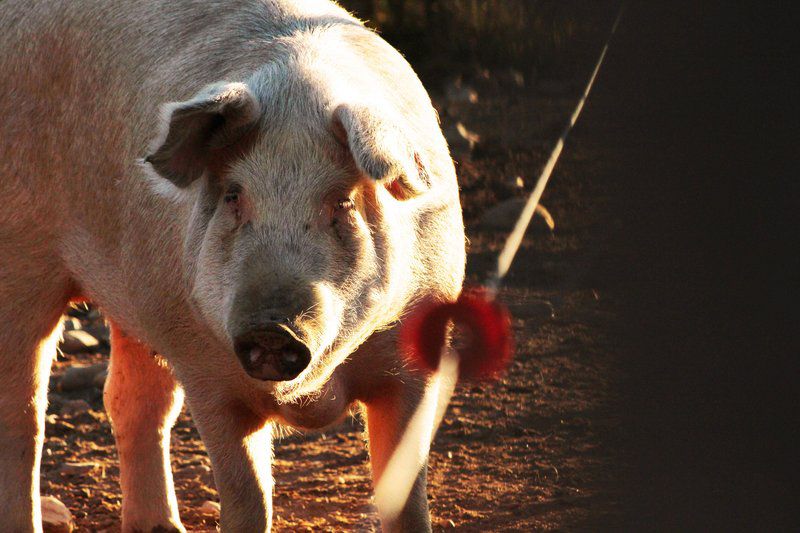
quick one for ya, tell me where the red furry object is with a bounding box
[400,289,513,380]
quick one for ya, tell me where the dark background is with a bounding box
[343,0,798,528]
[599,2,798,529]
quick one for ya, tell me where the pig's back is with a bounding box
[0,0,362,236]
[0,0,357,185]
[0,0,461,308]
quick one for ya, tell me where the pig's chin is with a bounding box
[257,299,386,402]
[269,325,371,404]
[268,341,342,403]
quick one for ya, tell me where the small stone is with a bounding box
[536,204,555,231]
[444,78,478,104]
[435,517,457,530]
[199,500,220,515]
[444,121,481,157]
[58,363,107,391]
[456,122,480,150]
[66,305,89,319]
[538,78,569,96]
[47,394,65,414]
[477,198,555,232]
[177,463,215,488]
[179,463,211,476]
[46,416,75,435]
[62,317,82,331]
[59,462,98,477]
[478,198,525,231]
[59,330,100,354]
[41,495,74,533]
[92,368,108,390]
[59,399,91,416]
[507,299,556,322]
[83,322,110,345]
[508,68,525,87]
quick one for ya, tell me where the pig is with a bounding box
[0,1,465,532]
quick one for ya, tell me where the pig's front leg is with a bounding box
[104,326,185,533]
[182,379,274,532]
[364,378,435,533]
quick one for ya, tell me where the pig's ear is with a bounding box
[331,104,431,200]
[145,82,260,187]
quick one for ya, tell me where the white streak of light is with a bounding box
[374,350,459,522]
[488,4,625,297]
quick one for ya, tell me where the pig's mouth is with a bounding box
[233,323,312,381]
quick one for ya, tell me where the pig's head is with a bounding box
[145,78,451,396]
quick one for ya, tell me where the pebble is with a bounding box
[57,363,107,392]
[61,317,82,332]
[506,68,526,88]
[444,79,479,104]
[177,463,215,488]
[41,495,74,533]
[537,78,569,96]
[59,462,98,477]
[92,368,108,389]
[47,394,65,413]
[444,121,481,157]
[59,330,100,354]
[456,122,481,150]
[506,299,556,322]
[179,463,211,476]
[83,323,110,344]
[199,500,220,515]
[477,198,555,232]
[59,399,91,416]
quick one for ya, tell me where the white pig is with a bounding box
[0,1,465,532]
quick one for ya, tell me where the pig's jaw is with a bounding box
[269,291,397,404]
[270,328,363,404]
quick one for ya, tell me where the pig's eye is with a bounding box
[334,198,354,211]
[330,197,357,241]
[224,186,240,205]
[224,184,243,222]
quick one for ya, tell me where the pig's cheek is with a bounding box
[341,215,376,271]
[330,211,360,247]
[189,254,233,345]
[230,198,253,230]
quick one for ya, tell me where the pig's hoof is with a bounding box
[131,524,185,533]
[124,516,185,533]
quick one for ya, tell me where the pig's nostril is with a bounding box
[262,332,291,351]
[234,324,311,382]
[276,345,310,377]
[249,347,263,365]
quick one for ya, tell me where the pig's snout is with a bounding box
[234,323,311,381]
